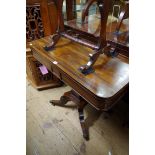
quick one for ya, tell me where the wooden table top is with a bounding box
[31,36,129,100]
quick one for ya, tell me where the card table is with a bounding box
[30,36,129,140]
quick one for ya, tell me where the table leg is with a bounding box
[78,101,89,140]
[50,90,71,106]
[50,90,89,140]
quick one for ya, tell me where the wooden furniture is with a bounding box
[29,0,129,140]
[44,0,115,75]
[30,36,129,140]
[26,47,62,90]
[26,0,62,90]
[44,0,129,75]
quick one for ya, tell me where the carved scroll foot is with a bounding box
[79,51,102,75]
[44,34,61,51]
[79,65,94,75]
[50,91,71,106]
[50,96,70,106]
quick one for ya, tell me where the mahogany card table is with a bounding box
[30,36,129,140]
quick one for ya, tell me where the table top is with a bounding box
[31,36,129,100]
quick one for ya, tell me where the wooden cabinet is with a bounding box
[26,0,62,90]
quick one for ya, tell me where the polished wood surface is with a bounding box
[44,0,120,74]
[31,35,129,139]
[29,0,129,140]
[31,36,128,108]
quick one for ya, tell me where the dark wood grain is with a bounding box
[31,36,129,110]
[44,0,113,73]
[29,0,129,139]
